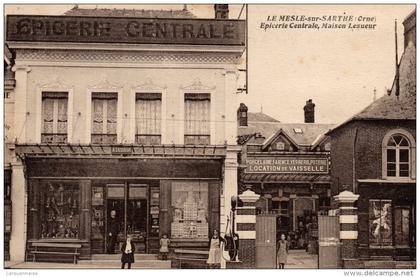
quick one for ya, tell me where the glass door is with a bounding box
[98,183,148,254]
[127,184,148,253]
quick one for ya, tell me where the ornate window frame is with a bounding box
[382,128,416,180]
[35,76,73,144]
[180,78,216,145]
[130,78,167,144]
[86,75,123,144]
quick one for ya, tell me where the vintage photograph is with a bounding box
[2,2,416,272]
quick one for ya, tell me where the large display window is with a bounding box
[170,181,209,239]
[40,183,80,239]
[369,200,393,247]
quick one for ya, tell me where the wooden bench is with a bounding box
[174,249,209,268]
[30,242,82,264]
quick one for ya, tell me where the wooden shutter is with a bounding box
[208,181,220,234]
[159,180,171,237]
[80,180,91,240]
[28,180,41,239]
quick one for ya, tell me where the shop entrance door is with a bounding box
[105,184,148,254]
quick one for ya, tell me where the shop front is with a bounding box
[241,156,331,251]
[18,144,223,260]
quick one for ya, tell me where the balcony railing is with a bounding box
[184,135,210,145]
[41,133,68,144]
[91,134,117,144]
[135,134,161,145]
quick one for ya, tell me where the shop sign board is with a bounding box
[246,156,329,174]
[7,15,246,46]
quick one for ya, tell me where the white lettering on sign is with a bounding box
[246,157,328,174]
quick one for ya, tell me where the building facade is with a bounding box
[237,102,334,251]
[5,6,245,262]
[328,10,416,265]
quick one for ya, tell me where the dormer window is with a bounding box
[276,141,285,151]
[293,128,303,134]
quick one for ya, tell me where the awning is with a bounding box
[243,173,331,184]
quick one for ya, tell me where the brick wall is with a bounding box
[330,120,416,195]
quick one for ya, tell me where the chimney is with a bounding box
[403,10,416,49]
[237,103,248,127]
[214,4,229,19]
[304,99,315,123]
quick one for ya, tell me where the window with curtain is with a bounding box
[135,93,162,145]
[386,134,410,177]
[369,200,392,247]
[41,92,68,144]
[184,93,210,145]
[91,92,117,144]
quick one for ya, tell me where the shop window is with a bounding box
[394,207,411,247]
[41,183,80,239]
[135,93,162,145]
[184,93,210,145]
[91,92,117,144]
[41,92,68,144]
[171,181,209,239]
[369,200,392,247]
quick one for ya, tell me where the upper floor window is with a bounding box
[184,93,210,145]
[135,93,161,145]
[91,92,117,144]
[41,92,68,144]
[386,134,410,177]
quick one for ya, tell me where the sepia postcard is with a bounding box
[2,2,417,275]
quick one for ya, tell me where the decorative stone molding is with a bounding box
[238,189,260,203]
[16,49,240,64]
[88,74,122,90]
[11,64,31,73]
[36,75,72,90]
[132,77,167,91]
[180,78,216,91]
[333,190,360,204]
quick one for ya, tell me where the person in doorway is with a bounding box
[207,229,224,269]
[121,234,135,269]
[276,233,289,269]
[107,209,120,254]
[159,234,170,260]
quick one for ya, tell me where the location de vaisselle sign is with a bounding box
[246,156,329,174]
[6,15,245,45]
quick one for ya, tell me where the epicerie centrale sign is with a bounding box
[246,156,329,174]
[6,15,245,45]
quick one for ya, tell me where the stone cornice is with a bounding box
[15,48,241,65]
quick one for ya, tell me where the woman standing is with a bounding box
[207,229,224,269]
[121,234,135,269]
[277,233,289,269]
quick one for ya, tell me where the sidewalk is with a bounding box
[5,260,172,269]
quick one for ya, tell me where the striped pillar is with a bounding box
[333,190,360,262]
[234,189,260,268]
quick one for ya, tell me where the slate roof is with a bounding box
[64,6,196,18]
[328,42,416,134]
[248,112,280,123]
[238,114,335,146]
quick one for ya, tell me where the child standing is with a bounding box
[159,234,170,260]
